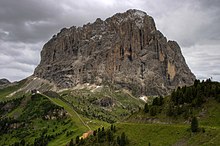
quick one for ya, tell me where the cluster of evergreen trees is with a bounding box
[144,96,164,116]
[9,130,63,146]
[60,95,117,123]
[0,118,22,135]
[0,94,69,146]
[9,139,25,146]
[0,96,24,115]
[33,130,62,146]
[143,79,220,119]
[167,79,220,117]
[171,79,220,106]
[20,94,65,120]
[68,125,128,146]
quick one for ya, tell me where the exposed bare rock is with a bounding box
[0,78,11,89]
[34,9,195,96]
[93,97,114,107]
[44,108,67,120]
[0,78,10,85]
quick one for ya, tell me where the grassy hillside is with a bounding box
[0,79,27,101]
[0,93,108,146]
[115,79,220,146]
[115,122,220,146]
[1,79,220,146]
[59,87,144,123]
[44,93,110,130]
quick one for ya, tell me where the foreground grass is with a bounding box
[116,123,188,146]
[199,99,220,128]
[115,122,220,146]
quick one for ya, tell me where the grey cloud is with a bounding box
[182,43,220,81]
[0,0,59,23]
[199,0,220,8]
[0,68,32,81]
[0,40,42,81]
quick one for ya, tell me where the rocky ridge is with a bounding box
[34,9,195,96]
[0,78,11,89]
[0,78,10,85]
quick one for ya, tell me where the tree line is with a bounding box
[144,79,220,118]
[68,125,129,146]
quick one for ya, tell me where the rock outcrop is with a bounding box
[0,78,11,89]
[34,9,195,96]
[0,78,10,85]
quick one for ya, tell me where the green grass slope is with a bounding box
[0,93,108,146]
[115,122,220,146]
[1,79,220,146]
[0,79,27,101]
[59,87,144,123]
[113,80,220,146]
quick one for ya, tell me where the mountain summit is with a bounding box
[34,9,195,96]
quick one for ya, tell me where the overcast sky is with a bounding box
[0,0,220,82]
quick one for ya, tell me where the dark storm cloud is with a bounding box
[0,0,219,81]
[0,0,63,43]
[0,0,128,43]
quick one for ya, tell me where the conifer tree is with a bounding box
[75,136,80,144]
[117,136,120,145]
[191,117,199,132]
[69,138,74,146]
[120,132,126,146]
[144,103,149,113]
[150,106,157,116]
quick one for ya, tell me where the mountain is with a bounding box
[1,9,220,146]
[0,78,11,89]
[0,78,10,85]
[34,9,195,96]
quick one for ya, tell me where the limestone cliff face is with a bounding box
[34,9,195,96]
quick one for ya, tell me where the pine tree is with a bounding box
[167,103,174,117]
[107,129,113,142]
[75,136,80,144]
[113,125,116,133]
[117,136,121,145]
[111,124,114,131]
[20,139,25,146]
[191,117,199,132]
[150,106,157,116]
[120,132,126,146]
[144,103,149,113]
[152,97,159,106]
[69,138,74,146]
[93,130,97,136]
[194,79,200,87]
[178,91,184,104]
[79,138,84,145]
[158,96,164,106]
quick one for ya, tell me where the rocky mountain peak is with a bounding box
[0,78,10,85]
[0,78,11,89]
[34,9,195,96]
[114,9,147,19]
